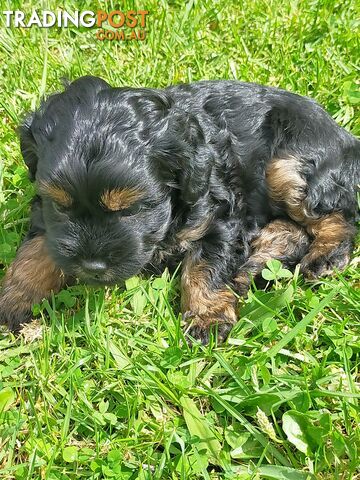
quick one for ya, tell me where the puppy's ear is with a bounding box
[178,115,215,204]
[153,112,215,205]
[17,76,110,182]
[18,113,38,182]
[65,75,110,95]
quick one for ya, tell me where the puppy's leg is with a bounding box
[181,253,238,345]
[0,235,65,332]
[234,219,310,296]
[266,155,356,279]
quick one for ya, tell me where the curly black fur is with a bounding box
[1,76,359,341]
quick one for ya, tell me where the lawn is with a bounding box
[0,0,359,479]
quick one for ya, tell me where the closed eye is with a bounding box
[103,200,156,216]
[38,181,73,211]
[53,200,71,214]
[52,201,70,214]
[116,203,143,216]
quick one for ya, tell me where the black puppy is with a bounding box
[1,76,359,343]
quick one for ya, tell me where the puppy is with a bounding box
[0,76,359,343]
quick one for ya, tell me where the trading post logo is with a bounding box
[2,10,150,41]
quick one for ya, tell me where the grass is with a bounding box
[0,0,359,478]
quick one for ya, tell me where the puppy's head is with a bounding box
[19,76,214,284]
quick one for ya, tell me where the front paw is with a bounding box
[184,311,235,345]
[0,293,33,332]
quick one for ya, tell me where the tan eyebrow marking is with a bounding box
[101,187,144,211]
[38,181,73,208]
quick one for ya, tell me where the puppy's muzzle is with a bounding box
[80,259,108,280]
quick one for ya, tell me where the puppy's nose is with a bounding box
[81,259,107,276]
